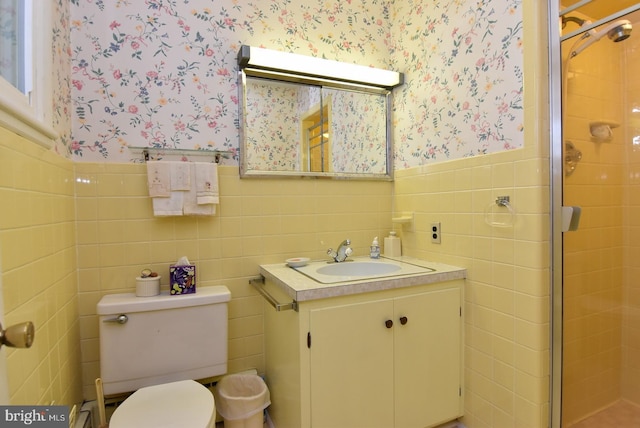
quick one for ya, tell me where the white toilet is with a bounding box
[97,286,231,428]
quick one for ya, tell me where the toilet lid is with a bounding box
[110,380,215,428]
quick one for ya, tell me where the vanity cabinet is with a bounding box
[263,279,463,428]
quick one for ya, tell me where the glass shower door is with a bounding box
[560,8,640,428]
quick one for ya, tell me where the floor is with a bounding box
[568,400,640,428]
[215,415,462,428]
[214,417,268,428]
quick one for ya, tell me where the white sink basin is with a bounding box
[293,258,434,284]
[316,261,402,277]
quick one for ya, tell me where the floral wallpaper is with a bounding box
[392,0,523,166]
[67,0,523,169]
[244,78,302,171]
[52,0,73,156]
[328,88,387,173]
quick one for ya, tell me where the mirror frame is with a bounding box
[237,46,403,180]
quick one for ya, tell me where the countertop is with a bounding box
[259,255,466,302]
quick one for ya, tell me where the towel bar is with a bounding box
[250,276,298,312]
[129,146,232,164]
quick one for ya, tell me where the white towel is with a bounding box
[171,162,191,190]
[183,163,216,216]
[194,162,219,205]
[147,161,187,216]
[183,199,216,216]
[146,161,171,197]
[152,191,184,216]
[147,160,219,217]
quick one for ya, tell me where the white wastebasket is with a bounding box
[214,374,270,428]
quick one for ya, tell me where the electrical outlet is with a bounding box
[431,222,441,244]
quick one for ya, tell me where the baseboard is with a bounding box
[75,400,98,428]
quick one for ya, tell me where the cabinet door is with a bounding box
[394,288,462,428]
[309,299,394,428]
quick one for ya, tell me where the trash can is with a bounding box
[214,373,271,428]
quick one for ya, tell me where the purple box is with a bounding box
[170,265,196,295]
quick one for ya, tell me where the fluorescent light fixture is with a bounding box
[238,45,403,90]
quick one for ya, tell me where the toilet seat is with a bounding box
[109,380,215,428]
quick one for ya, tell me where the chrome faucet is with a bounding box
[327,239,352,262]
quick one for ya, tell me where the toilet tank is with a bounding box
[97,286,231,395]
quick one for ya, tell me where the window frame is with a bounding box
[0,0,57,148]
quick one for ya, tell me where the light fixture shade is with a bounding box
[238,45,403,90]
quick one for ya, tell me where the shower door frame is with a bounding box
[549,2,640,427]
[549,0,562,426]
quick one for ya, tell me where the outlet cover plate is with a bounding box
[431,222,441,244]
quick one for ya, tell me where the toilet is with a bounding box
[97,285,231,428]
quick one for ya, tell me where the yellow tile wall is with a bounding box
[0,127,82,406]
[75,162,393,399]
[394,148,550,428]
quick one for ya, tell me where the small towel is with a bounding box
[146,160,219,217]
[183,199,216,216]
[146,161,171,197]
[171,162,191,190]
[184,163,216,216]
[152,191,184,216]
[194,162,219,205]
[147,161,185,216]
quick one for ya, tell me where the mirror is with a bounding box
[237,46,402,180]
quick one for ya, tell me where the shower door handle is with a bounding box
[561,206,581,232]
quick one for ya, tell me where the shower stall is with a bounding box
[553,1,640,427]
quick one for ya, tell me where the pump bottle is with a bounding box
[370,237,380,259]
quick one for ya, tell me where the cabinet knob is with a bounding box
[399,316,408,325]
[385,319,393,329]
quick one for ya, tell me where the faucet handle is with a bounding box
[344,247,353,257]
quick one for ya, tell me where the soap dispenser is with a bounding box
[370,237,380,259]
[384,231,401,257]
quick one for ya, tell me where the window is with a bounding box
[0,0,31,93]
[0,0,56,147]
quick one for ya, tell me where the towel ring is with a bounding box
[484,196,515,227]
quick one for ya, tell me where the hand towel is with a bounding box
[183,164,216,216]
[151,191,184,216]
[183,199,216,216]
[170,162,191,190]
[147,160,218,217]
[146,161,171,197]
[194,162,219,205]
[147,161,189,216]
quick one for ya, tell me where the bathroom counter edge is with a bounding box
[259,256,466,302]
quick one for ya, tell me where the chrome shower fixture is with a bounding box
[562,15,588,28]
[570,19,633,57]
[608,21,633,42]
[565,141,582,177]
